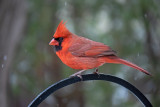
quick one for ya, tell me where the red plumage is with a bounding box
[49,20,151,76]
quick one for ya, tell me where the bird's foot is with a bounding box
[70,70,85,80]
[93,68,100,78]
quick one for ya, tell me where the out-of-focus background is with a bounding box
[0,0,160,107]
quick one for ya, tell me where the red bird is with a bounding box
[49,21,151,77]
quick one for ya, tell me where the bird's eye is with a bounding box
[54,37,63,42]
[54,37,59,41]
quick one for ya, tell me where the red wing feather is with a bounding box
[69,37,116,57]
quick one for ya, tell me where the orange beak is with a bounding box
[49,38,59,46]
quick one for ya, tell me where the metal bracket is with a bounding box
[28,74,152,107]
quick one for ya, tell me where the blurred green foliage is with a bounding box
[3,0,160,106]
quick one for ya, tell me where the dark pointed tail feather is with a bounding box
[112,58,151,76]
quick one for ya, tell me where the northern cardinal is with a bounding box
[49,20,151,77]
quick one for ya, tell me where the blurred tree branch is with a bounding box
[0,0,27,106]
[140,1,160,106]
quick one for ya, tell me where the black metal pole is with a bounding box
[28,74,152,107]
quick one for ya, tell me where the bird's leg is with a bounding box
[70,70,85,80]
[93,68,100,78]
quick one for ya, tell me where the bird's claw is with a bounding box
[70,74,83,80]
[77,75,83,80]
[69,70,85,80]
[93,68,100,78]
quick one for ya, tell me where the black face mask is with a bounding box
[53,37,63,52]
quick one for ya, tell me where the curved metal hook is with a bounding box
[28,74,152,107]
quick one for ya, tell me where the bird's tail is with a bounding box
[106,57,151,76]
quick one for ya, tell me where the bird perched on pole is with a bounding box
[49,20,151,78]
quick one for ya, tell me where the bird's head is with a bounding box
[49,20,71,46]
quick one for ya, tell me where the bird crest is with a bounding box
[54,20,71,38]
